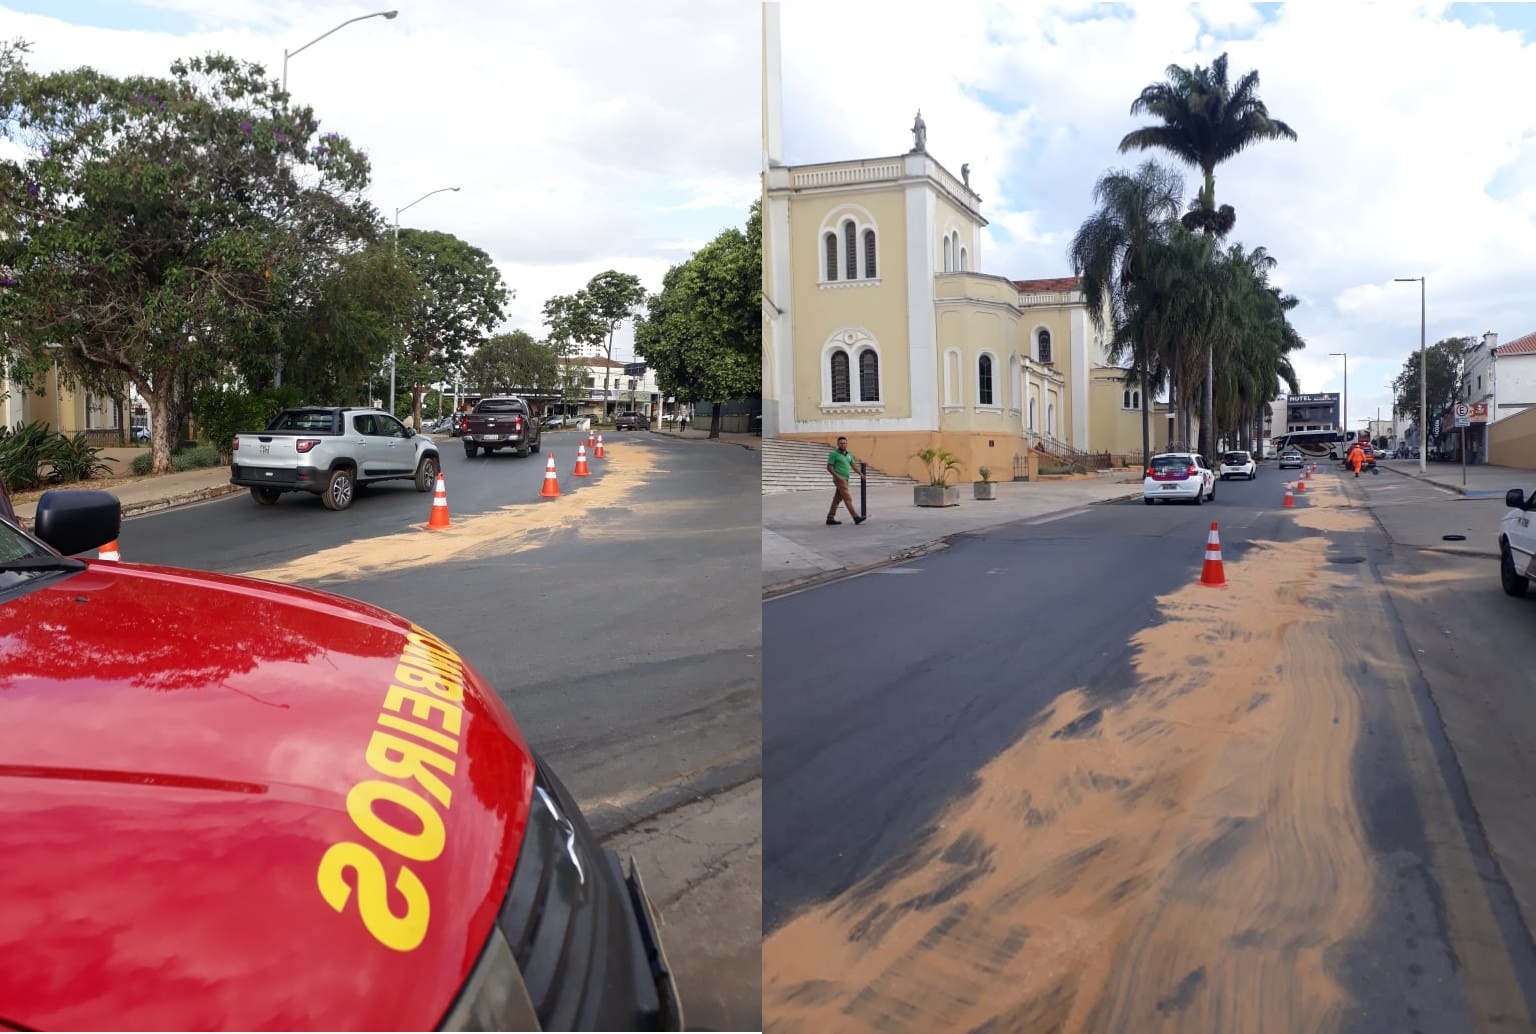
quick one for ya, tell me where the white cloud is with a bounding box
[776,0,1536,428]
[0,0,759,360]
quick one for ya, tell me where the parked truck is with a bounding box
[229,406,441,511]
[461,396,542,458]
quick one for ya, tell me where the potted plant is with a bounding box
[912,447,963,507]
[974,465,996,500]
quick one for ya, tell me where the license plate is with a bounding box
[484,434,503,441]
[1162,484,1177,490]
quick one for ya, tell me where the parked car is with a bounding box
[130,424,150,443]
[1219,450,1257,480]
[0,480,683,1031]
[229,406,441,511]
[1278,449,1305,470]
[1143,452,1216,505]
[541,414,569,430]
[461,397,541,458]
[1500,487,1536,597]
[614,411,649,431]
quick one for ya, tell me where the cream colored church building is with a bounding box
[760,3,1169,484]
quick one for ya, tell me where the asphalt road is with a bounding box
[762,462,1536,1032]
[115,430,763,1032]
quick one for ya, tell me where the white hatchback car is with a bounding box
[1219,449,1257,480]
[1144,452,1216,505]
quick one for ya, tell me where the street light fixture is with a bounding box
[1329,352,1347,455]
[283,10,399,95]
[1395,276,1427,473]
[391,186,461,419]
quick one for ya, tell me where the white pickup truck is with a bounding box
[230,406,441,511]
[1498,487,1536,596]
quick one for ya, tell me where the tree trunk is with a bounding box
[709,401,723,439]
[1140,364,1151,466]
[1203,347,1215,463]
[145,375,176,476]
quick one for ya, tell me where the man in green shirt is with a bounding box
[826,436,866,525]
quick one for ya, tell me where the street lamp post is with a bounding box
[45,343,62,432]
[1329,352,1347,458]
[392,186,461,423]
[1395,276,1427,473]
[283,10,399,95]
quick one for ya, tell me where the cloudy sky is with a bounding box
[774,1,1536,433]
[0,0,759,362]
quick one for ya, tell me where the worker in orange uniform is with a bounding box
[1347,440,1364,478]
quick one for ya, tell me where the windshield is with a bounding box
[0,512,74,590]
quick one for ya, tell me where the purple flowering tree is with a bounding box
[0,41,380,473]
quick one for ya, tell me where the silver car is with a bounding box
[1278,449,1304,470]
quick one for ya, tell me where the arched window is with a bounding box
[824,232,839,281]
[944,349,962,406]
[858,350,880,402]
[1028,398,1037,431]
[1124,389,1131,409]
[978,355,994,406]
[1133,390,1140,409]
[960,246,968,272]
[844,220,857,282]
[830,349,851,403]
[943,236,952,273]
[1038,329,1053,365]
[1048,402,1057,437]
[864,229,877,278]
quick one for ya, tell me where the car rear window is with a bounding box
[476,399,525,413]
[1150,455,1193,472]
[268,410,337,432]
[1224,452,1249,463]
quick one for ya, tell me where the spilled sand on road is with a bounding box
[763,489,1377,1033]
[233,444,658,586]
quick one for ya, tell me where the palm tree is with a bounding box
[1119,52,1297,460]
[1068,160,1183,463]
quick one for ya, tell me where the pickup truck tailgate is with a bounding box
[232,434,320,484]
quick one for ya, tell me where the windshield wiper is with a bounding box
[0,556,88,573]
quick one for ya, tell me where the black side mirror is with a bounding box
[33,489,121,556]
[1509,489,1529,510]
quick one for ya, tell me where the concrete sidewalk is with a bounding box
[763,472,1144,596]
[648,427,761,451]
[10,448,241,524]
[1376,457,1536,498]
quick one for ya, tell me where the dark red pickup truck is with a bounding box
[461,396,542,459]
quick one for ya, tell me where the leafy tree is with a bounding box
[1119,51,1297,460]
[274,240,417,406]
[542,292,605,417]
[465,330,557,397]
[1069,161,1184,462]
[0,41,377,473]
[392,227,510,429]
[583,271,647,417]
[1394,337,1470,449]
[634,202,760,438]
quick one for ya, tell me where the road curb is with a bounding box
[1419,545,1499,560]
[122,483,244,518]
[648,429,761,452]
[761,492,1138,599]
[588,753,762,842]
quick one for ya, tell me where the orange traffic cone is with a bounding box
[540,453,560,498]
[1283,483,1295,508]
[574,443,590,477]
[427,472,451,529]
[97,540,121,561]
[588,428,596,452]
[1295,474,1306,492]
[594,433,605,459]
[1200,522,1227,589]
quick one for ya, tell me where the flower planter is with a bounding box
[973,481,996,500]
[914,485,960,507]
